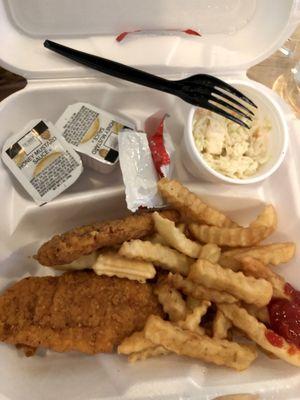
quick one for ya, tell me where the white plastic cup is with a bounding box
[181,80,289,184]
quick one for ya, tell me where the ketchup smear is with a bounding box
[148,117,170,177]
[267,283,300,349]
[265,330,284,348]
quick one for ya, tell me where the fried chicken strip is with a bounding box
[0,271,162,355]
[34,210,179,266]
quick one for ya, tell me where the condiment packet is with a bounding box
[1,120,83,205]
[147,114,175,178]
[56,103,135,174]
[118,130,164,212]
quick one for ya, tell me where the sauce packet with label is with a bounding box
[56,103,135,174]
[1,120,83,205]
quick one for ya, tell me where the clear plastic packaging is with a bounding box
[118,129,164,212]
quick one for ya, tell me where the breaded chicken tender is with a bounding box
[35,210,179,266]
[0,271,162,355]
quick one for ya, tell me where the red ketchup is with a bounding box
[267,283,300,349]
[148,117,170,177]
[265,330,284,348]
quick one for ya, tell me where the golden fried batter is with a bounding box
[35,210,179,266]
[0,271,162,355]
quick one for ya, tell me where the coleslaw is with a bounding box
[193,109,271,179]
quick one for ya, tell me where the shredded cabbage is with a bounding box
[193,109,271,179]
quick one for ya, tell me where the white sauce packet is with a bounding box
[56,102,135,174]
[1,120,83,205]
[118,130,164,212]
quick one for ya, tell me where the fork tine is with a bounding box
[212,88,255,116]
[210,96,252,121]
[203,102,250,129]
[206,75,257,108]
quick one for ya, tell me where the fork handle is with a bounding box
[44,40,176,95]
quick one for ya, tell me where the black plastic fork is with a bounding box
[44,40,256,128]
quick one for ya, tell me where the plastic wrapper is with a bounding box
[118,115,175,212]
[118,130,164,212]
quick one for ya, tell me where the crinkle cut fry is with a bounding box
[93,252,156,283]
[154,283,187,322]
[242,304,270,325]
[189,204,276,248]
[177,300,211,335]
[250,205,277,230]
[128,346,169,362]
[213,309,232,340]
[35,210,179,266]
[219,243,296,271]
[158,178,237,228]
[219,303,300,367]
[119,240,192,276]
[188,259,273,307]
[144,315,257,371]
[199,243,221,263]
[186,296,201,310]
[153,211,202,258]
[148,233,169,246]
[239,257,288,299]
[118,300,210,361]
[117,331,156,355]
[51,252,99,271]
[189,224,271,248]
[168,273,238,304]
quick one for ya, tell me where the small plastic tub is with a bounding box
[181,80,289,184]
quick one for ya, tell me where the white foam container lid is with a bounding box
[1,1,300,399]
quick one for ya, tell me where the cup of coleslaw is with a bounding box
[182,81,289,184]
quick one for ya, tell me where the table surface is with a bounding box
[0,25,299,106]
[248,24,300,90]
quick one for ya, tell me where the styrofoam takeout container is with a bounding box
[0,1,300,399]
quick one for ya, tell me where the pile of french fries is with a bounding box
[116,178,299,371]
[54,178,299,371]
